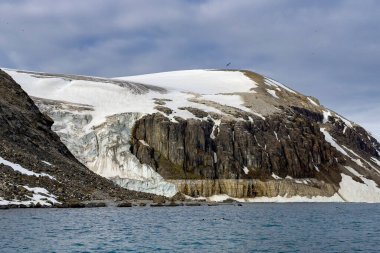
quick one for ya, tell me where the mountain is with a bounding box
[3,68,380,202]
[0,69,154,207]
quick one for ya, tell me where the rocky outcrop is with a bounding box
[131,111,343,183]
[170,179,337,198]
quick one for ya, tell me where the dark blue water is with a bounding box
[1,203,380,253]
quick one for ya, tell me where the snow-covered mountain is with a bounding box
[0,69,153,207]
[4,68,380,202]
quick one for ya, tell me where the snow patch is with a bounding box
[201,94,250,112]
[371,157,380,167]
[42,161,52,166]
[320,128,348,156]
[266,89,279,99]
[271,173,282,180]
[274,131,279,142]
[322,110,331,123]
[23,186,60,205]
[139,140,150,147]
[335,114,353,128]
[245,194,343,203]
[210,119,221,139]
[116,70,258,94]
[0,156,55,180]
[0,186,60,206]
[338,169,380,203]
[243,167,249,175]
[264,77,296,94]
[208,194,231,202]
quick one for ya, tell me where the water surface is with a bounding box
[1,203,379,252]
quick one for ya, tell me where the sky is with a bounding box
[0,0,379,140]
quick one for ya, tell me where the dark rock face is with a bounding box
[131,110,343,184]
[0,69,154,205]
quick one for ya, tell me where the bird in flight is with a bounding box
[226,62,231,67]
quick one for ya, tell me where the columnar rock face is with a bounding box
[4,68,380,201]
[0,69,153,206]
[131,111,342,182]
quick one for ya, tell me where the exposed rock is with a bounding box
[152,195,166,204]
[178,107,209,118]
[131,111,342,183]
[170,179,337,198]
[154,106,173,115]
[117,202,132,207]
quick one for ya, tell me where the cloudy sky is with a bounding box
[0,0,379,139]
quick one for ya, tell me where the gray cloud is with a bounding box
[0,0,379,139]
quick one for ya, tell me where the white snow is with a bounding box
[344,166,362,177]
[0,156,55,180]
[266,89,279,99]
[207,194,231,202]
[42,161,52,166]
[320,128,348,156]
[210,119,221,139]
[341,145,380,173]
[139,140,150,147]
[23,186,60,205]
[307,97,318,106]
[213,152,218,163]
[116,69,258,94]
[338,167,380,203]
[4,69,157,130]
[4,69,263,130]
[371,157,380,167]
[245,194,343,203]
[243,167,249,175]
[201,94,251,113]
[264,77,296,94]
[0,186,60,206]
[271,173,282,180]
[335,114,353,128]
[274,131,279,142]
[199,193,343,203]
[322,110,332,123]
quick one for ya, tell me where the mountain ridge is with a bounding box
[2,67,380,202]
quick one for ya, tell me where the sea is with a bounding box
[1,203,379,253]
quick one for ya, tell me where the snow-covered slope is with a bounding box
[3,68,380,201]
[116,69,257,93]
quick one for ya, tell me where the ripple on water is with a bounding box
[0,204,380,252]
